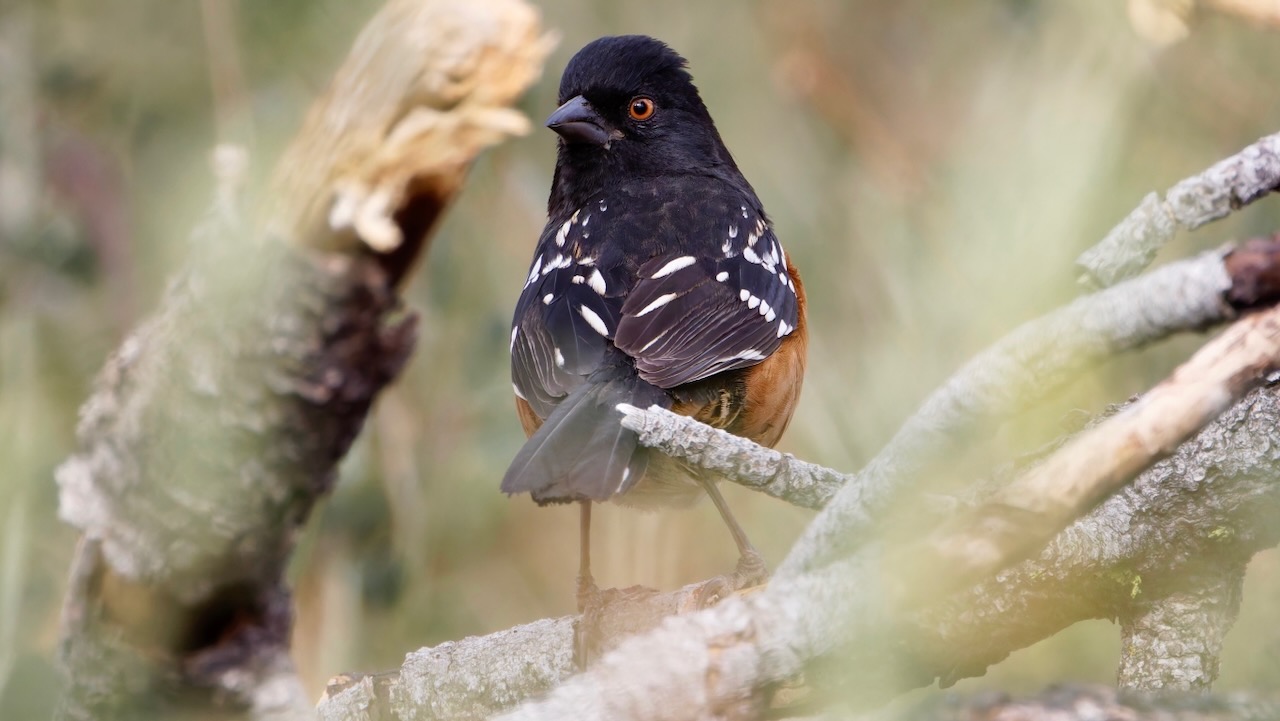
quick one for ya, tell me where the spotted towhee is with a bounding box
[503,35,807,605]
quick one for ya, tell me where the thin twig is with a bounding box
[1076,131,1280,288]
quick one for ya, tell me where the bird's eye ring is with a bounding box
[628,96,656,121]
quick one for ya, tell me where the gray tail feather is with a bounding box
[502,372,670,504]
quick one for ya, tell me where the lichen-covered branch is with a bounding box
[617,403,847,509]
[52,1,549,719]
[1076,132,1280,288]
[315,576,769,720]
[318,617,577,721]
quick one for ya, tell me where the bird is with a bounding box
[502,35,807,610]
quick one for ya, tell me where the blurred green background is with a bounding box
[2,0,1279,715]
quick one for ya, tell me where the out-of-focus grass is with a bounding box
[1,0,1278,714]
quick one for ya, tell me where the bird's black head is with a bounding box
[546,36,741,212]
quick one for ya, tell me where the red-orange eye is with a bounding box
[628,96,656,121]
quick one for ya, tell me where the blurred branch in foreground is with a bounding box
[906,684,1280,721]
[52,1,549,719]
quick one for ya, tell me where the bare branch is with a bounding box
[1076,132,1280,288]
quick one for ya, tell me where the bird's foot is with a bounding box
[732,548,770,589]
[692,550,771,608]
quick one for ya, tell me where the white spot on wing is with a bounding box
[651,255,697,278]
[588,269,607,294]
[748,295,761,310]
[579,305,610,336]
[635,292,678,317]
[510,326,518,351]
[543,293,554,305]
[728,224,738,239]
[715,271,729,282]
[739,289,750,302]
[599,199,608,212]
[554,347,565,367]
[734,349,767,361]
[555,219,571,247]
[542,254,572,274]
[777,321,792,338]
[572,275,585,284]
[513,382,526,400]
[743,247,761,265]
[765,308,777,322]
[525,256,542,287]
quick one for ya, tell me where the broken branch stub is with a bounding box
[269,0,554,281]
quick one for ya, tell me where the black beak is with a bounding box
[546,95,612,147]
